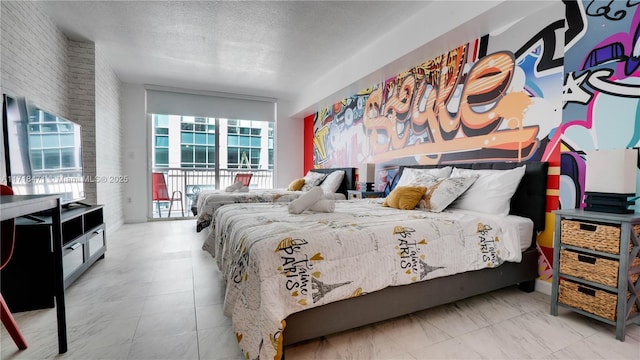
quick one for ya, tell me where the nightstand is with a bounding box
[347,190,385,200]
[550,209,640,341]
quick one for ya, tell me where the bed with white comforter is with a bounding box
[193,189,346,232]
[203,199,531,359]
[193,167,356,232]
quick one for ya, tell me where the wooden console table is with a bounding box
[0,194,67,353]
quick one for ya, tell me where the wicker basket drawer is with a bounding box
[558,279,637,321]
[561,220,621,254]
[559,249,640,287]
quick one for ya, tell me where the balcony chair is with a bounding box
[234,173,253,187]
[151,172,184,217]
[0,184,28,350]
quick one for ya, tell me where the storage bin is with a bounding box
[561,219,621,254]
[558,279,637,321]
[559,249,640,287]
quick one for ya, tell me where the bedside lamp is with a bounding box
[359,163,375,191]
[585,148,638,213]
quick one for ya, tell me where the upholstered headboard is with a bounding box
[311,168,357,197]
[395,162,549,232]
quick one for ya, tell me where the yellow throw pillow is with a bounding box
[382,186,427,210]
[288,178,305,191]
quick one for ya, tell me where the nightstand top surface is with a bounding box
[553,208,639,223]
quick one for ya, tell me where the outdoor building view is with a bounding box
[151,114,274,218]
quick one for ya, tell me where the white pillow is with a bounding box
[301,171,328,191]
[320,170,345,193]
[396,166,452,188]
[417,176,478,212]
[449,165,526,216]
[406,173,438,187]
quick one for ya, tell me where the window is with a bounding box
[153,114,169,168]
[180,116,216,168]
[151,115,273,171]
[148,92,275,215]
[28,111,81,172]
[226,120,272,169]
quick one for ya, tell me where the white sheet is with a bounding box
[450,209,534,250]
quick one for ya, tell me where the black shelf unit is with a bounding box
[1,203,106,312]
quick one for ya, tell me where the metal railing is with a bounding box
[151,167,274,218]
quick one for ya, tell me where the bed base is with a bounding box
[283,246,538,346]
[282,161,548,348]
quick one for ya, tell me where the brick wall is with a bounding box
[68,40,97,203]
[1,1,124,232]
[95,44,124,229]
[1,1,69,116]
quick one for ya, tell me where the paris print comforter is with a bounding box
[203,200,526,359]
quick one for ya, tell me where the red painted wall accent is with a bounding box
[303,114,315,173]
[546,142,561,212]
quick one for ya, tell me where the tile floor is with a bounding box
[1,219,639,360]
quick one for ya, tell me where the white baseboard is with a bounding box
[535,279,552,296]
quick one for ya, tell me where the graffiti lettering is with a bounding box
[313,125,330,162]
[361,49,538,163]
[514,20,565,72]
[564,68,640,108]
[585,0,632,21]
[588,69,640,97]
[563,71,592,106]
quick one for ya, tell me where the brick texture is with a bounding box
[95,44,124,229]
[1,1,124,231]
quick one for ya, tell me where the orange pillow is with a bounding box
[382,186,427,210]
[288,178,305,191]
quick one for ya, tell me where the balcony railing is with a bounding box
[151,167,274,219]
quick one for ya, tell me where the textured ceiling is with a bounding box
[38,1,435,101]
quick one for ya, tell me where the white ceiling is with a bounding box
[37,1,551,117]
[38,1,435,101]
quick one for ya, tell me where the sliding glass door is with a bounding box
[150,114,273,218]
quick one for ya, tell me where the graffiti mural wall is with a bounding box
[309,3,564,183]
[561,0,640,211]
[304,1,639,281]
